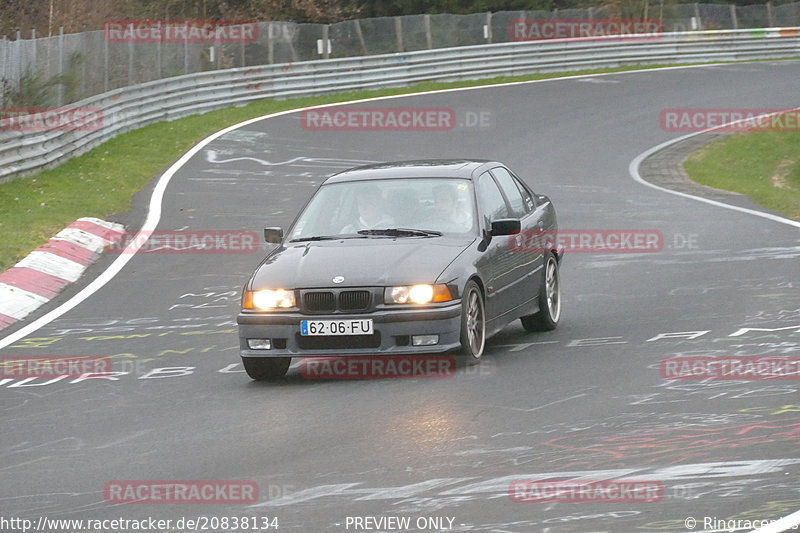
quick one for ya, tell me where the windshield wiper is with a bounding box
[357,228,443,237]
[290,235,367,242]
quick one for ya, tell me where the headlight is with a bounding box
[243,289,296,310]
[384,284,453,304]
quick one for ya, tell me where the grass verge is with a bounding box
[683,119,800,221]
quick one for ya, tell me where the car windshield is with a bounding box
[288,178,477,241]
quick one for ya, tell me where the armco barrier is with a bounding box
[0,27,798,183]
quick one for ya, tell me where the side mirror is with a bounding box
[264,227,283,244]
[490,219,521,236]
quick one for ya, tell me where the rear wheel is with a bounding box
[521,252,561,332]
[459,280,485,366]
[242,357,291,380]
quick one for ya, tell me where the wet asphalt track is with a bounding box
[1,61,800,533]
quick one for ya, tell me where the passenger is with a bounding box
[432,184,470,230]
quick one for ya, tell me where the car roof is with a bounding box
[324,159,499,184]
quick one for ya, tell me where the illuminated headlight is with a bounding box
[384,284,453,304]
[243,289,296,310]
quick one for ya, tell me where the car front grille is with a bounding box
[301,289,374,313]
[338,290,371,311]
[304,291,335,313]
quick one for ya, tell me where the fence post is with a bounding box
[730,4,738,29]
[184,21,189,74]
[395,17,404,52]
[267,22,274,64]
[322,24,330,59]
[693,3,702,30]
[213,26,221,69]
[103,29,109,92]
[766,1,774,26]
[57,26,64,105]
[15,29,21,94]
[0,35,8,105]
[31,28,36,66]
[239,24,245,67]
[127,23,134,86]
[424,14,432,48]
[80,25,87,98]
[156,21,162,79]
[485,12,493,44]
[1,35,6,105]
[354,19,367,55]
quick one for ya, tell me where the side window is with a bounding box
[476,172,509,225]
[491,167,530,217]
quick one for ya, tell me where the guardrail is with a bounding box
[1,27,798,183]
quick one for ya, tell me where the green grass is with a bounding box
[0,61,795,271]
[684,121,800,221]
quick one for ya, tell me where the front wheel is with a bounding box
[459,280,485,365]
[242,357,291,380]
[521,252,561,332]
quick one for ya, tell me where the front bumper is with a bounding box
[238,303,462,358]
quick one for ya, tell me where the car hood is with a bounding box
[250,237,475,289]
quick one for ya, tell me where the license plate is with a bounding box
[301,319,374,336]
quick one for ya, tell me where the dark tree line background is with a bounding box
[0,0,785,36]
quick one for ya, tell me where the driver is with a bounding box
[341,185,394,232]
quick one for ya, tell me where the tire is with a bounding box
[521,252,561,332]
[459,280,486,365]
[242,357,291,380]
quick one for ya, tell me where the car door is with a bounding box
[474,170,517,324]
[489,166,544,312]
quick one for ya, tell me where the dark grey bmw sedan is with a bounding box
[237,160,561,379]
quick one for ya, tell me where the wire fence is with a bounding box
[1,3,799,107]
